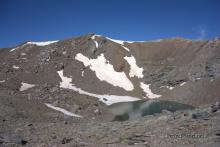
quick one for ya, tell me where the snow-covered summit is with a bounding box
[92,34,145,45]
[26,40,59,46]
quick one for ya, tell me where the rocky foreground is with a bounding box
[0,88,220,147]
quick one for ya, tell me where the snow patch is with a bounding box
[0,80,5,83]
[10,47,19,52]
[122,45,130,51]
[75,53,90,66]
[20,82,35,91]
[167,86,174,90]
[57,70,139,105]
[91,35,102,40]
[106,37,144,44]
[124,56,144,78]
[91,35,99,48]
[21,53,26,56]
[10,44,26,52]
[81,70,84,77]
[12,65,20,69]
[106,37,125,45]
[75,53,134,91]
[160,86,174,90]
[62,51,67,55]
[92,34,102,39]
[91,35,96,40]
[166,86,174,90]
[92,34,145,44]
[26,40,58,46]
[180,82,186,86]
[94,109,99,113]
[45,103,82,118]
[196,77,201,80]
[140,82,161,99]
[94,41,98,48]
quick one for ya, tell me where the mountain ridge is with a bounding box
[1,33,220,107]
[1,33,220,146]
[2,33,216,50]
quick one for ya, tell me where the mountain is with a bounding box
[1,33,220,105]
[0,34,220,146]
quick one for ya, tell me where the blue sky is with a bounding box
[1,0,220,48]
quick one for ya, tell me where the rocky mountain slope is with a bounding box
[0,34,220,146]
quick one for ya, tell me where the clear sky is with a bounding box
[1,0,220,48]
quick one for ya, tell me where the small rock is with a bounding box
[51,135,57,139]
[94,109,99,113]
[50,87,59,93]
[62,51,67,55]
[211,101,220,113]
[192,113,197,119]
[134,134,142,137]
[55,63,64,70]
[61,137,73,144]
[211,108,218,113]
[191,111,209,119]
[93,103,98,106]
[21,139,28,145]
[25,123,33,127]
[103,98,107,101]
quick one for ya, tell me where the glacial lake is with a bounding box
[109,100,194,121]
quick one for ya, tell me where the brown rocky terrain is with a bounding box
[0,34,220,146]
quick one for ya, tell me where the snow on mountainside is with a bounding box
[26,40,59,46]
[57,69,139,105]
[45,103,83,118]
[75,53,134,91]
[124,56,144,78]
[0,33,220,107]
[9,40,59,52]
